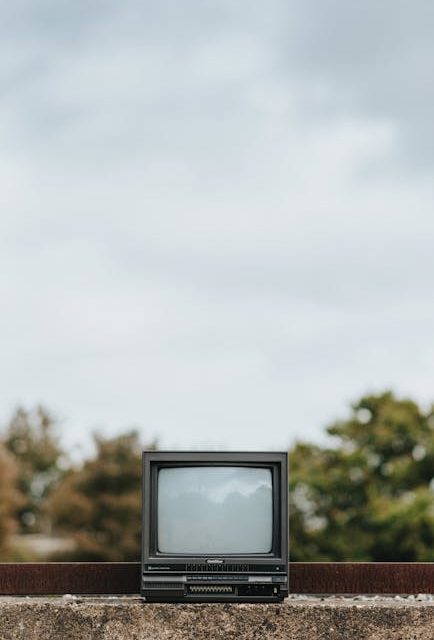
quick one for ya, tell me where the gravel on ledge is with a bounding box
[1,595,434,639]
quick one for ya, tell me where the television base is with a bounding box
[142,580,288,603]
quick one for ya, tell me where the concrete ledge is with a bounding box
[1,596,434,640]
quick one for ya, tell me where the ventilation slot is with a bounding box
[188,585,234,594]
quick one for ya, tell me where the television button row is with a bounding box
[186,564,249,572]
[188,575,248,582]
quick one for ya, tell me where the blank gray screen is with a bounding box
[157,466,273,554]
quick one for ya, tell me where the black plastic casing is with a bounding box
[141,451,288,603]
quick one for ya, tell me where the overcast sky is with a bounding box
[1,0,434,455]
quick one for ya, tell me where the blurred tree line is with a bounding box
[0,406,156,561]
[1,391,434,561]
[290,392,434,561]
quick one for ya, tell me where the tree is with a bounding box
[48,431,156,561]
[290,391,434,561]
[0,444,23,559]
[3,406,66,533]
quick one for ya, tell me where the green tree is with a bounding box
[0,444,23,559]
[290,391,434,561]
[3,406,66,533]
[49,431,156,561]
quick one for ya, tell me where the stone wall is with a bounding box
[1,596,434,640]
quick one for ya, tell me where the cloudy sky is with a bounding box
[1,0,434,455]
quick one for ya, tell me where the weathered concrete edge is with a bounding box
[1,597,434,640]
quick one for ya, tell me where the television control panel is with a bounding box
[141,563,289,602]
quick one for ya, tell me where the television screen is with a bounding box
[157,466,273,554]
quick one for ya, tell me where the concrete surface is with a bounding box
[1,596,434,639]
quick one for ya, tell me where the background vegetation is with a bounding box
[1,391,434,561]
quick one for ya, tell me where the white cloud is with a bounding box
[1,0,434,454]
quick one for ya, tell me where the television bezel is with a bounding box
[142,451,288,568]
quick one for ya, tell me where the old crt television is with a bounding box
[141,451,288,602]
